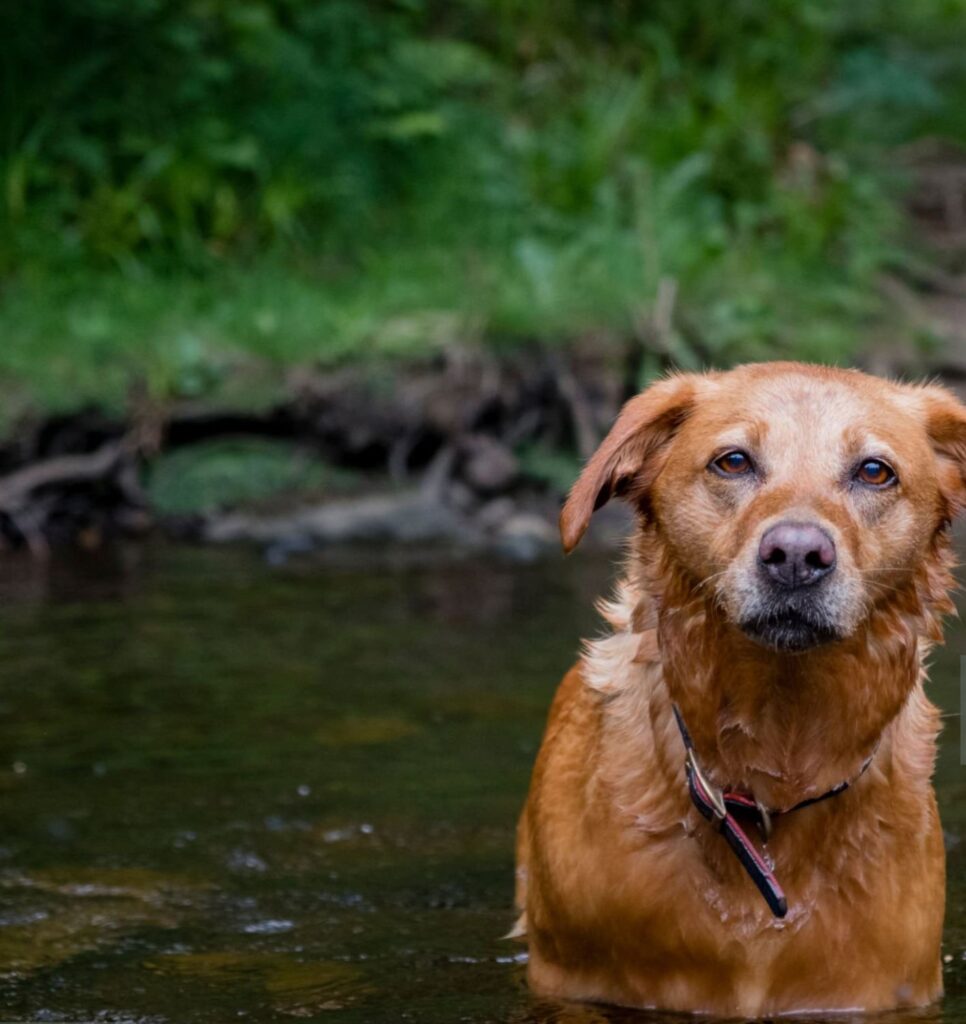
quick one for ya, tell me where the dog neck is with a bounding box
[615,527,953,811]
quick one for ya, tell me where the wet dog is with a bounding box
[513,363,962,1015]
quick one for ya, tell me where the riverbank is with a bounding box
[0,323,956,560]
[2,140,965,558]
[0,342,640,558]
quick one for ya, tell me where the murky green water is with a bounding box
[0,543,961,1023]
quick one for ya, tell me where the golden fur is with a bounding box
[515,362,964,1015]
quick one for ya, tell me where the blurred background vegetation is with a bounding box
[3,0,966,418]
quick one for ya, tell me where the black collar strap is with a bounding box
[672,704,876,919]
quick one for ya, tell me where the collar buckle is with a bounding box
[685,748,727,822]
[755,799,773,842]
[672,702,876,920]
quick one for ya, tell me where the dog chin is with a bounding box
[739,609,843,653]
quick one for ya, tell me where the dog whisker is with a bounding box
[692,570,730,594]
[857,567,917,574]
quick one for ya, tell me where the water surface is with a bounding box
[0,543,961,1022]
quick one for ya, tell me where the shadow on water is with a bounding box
[0,541,960,1023]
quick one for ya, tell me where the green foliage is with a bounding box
[0,0,499,268]
[2,0,966,405]
[145,438,348,515]
[516,444,582,495]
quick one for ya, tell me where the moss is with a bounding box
[144,438,357,517]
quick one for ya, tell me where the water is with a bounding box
[0,542,961,1023]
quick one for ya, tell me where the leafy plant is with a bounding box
[1,0,965,408]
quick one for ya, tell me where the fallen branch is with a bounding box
[0,440,127,515]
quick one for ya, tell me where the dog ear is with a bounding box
[559,374,696,553]
[915,383,966,521]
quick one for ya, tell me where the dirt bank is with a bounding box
[0,343,639,557]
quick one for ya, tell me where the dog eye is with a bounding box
[855,459,896,488]
[711,451,752,476]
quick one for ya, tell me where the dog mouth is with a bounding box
[739,605,842,653]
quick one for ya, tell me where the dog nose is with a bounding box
[758,521,836,588]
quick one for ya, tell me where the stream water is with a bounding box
[0,542,961,1023]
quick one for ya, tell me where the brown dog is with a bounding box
[514,362,963,1015]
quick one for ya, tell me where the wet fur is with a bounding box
[515,363,962,1016]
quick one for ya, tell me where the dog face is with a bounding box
[561,363,966,652]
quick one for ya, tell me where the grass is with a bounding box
[0,210,913,430]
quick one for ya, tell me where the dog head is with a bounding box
[561,363,966,652]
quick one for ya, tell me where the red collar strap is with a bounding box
[672,704,876,918]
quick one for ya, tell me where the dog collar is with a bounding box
[672,704,876,918]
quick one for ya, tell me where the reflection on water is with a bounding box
[0,542,960,1023]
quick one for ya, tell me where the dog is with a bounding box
[513,362,964,1016]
